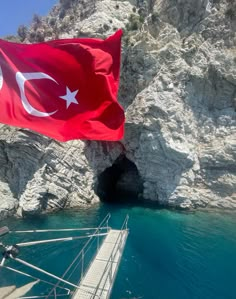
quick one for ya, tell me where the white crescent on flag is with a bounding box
[16,72,58,117]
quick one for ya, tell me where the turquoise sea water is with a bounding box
[0,203,236,299]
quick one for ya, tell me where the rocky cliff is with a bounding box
[0,0,236,219]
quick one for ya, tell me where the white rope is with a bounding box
[0,256,6,266]
[2,265,70,293]
[19,294,68,298]
[8,259,101,299]
[10,227,109,233]
[16,233,108,247]
[13,257,79,289]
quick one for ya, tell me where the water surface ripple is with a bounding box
[0,204,236,299]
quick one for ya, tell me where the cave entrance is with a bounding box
[96,155,143,203]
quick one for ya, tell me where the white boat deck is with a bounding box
[72,229,128,299]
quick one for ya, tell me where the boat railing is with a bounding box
[0,213,128,299]
[91,214,129,299]
[78,213,111,280]
[45,213,111,298]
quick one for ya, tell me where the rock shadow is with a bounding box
[95,154,144,204]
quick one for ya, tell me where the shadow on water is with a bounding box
[99,197,198,218]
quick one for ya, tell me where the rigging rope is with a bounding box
[19,295,68,298]
[0,214,112,299]
[13,257,79,289]
[10,227,109,233]
[16,233,108,247]
[2,265,70,293]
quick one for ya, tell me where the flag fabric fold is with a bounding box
[0,30,124,141]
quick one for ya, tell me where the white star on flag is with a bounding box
[60,87,79,108]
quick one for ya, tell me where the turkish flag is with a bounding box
[0,30,124,141]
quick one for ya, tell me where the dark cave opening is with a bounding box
[96,155,143,203]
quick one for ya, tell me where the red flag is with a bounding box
[0,30,124,141]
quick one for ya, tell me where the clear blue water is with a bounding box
[0,203,236,299]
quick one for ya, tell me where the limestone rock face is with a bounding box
[0,126,124,219]
[0,0,236,217]
[122,0,236,209]
[0,182,18,219]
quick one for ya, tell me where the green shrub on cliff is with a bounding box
[126,14,144,31]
